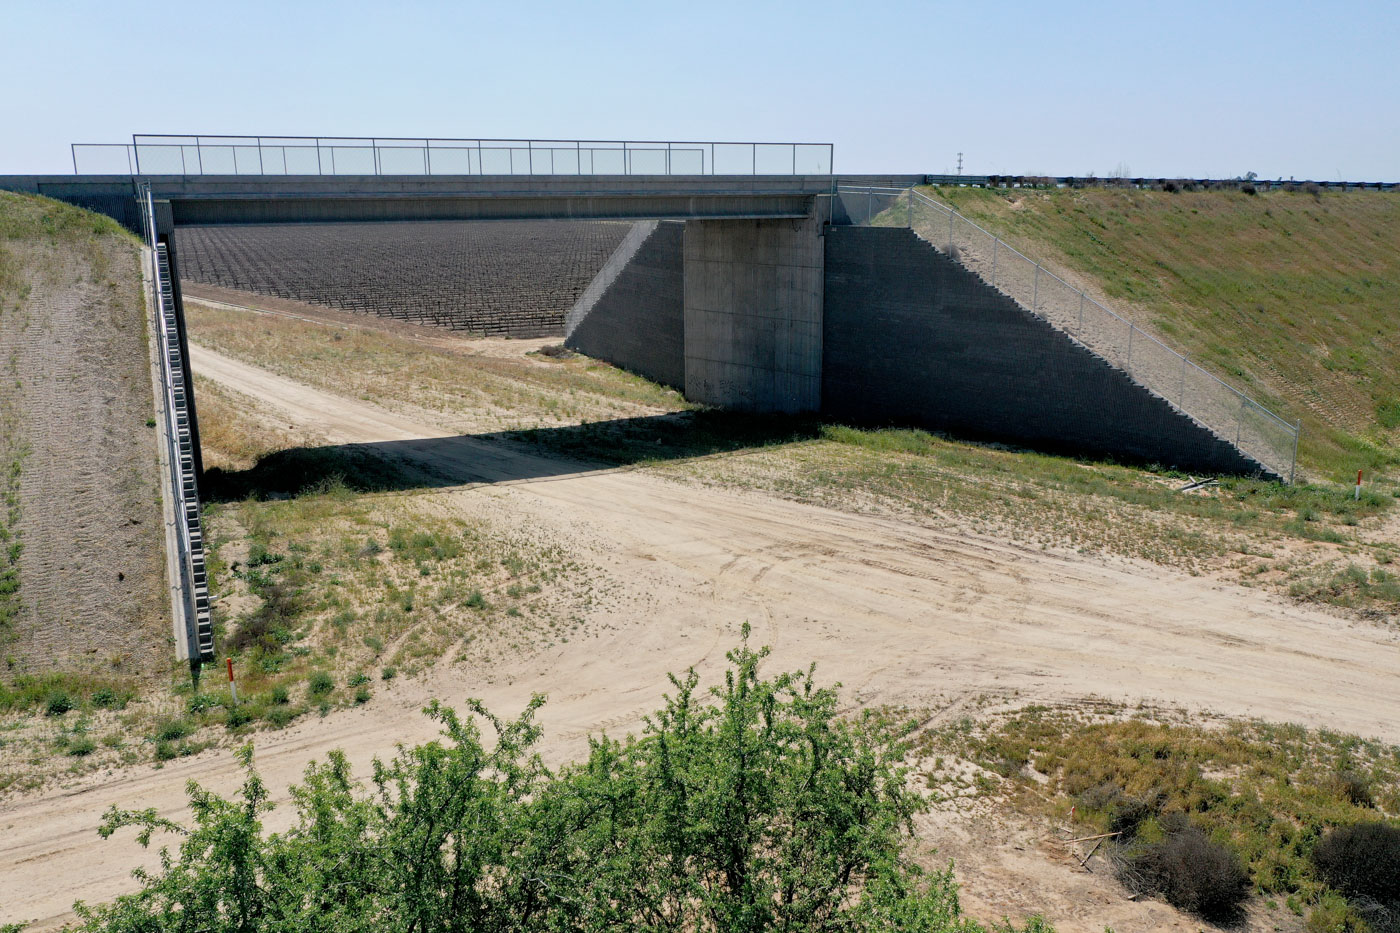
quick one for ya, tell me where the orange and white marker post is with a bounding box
[1356,470,1364,501]
[227,657,238,705]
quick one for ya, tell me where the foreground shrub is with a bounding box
[1120,826,1250,921]
[74,634,1050,932]
[1313,822,1400,904]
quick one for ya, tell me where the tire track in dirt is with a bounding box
[0,236,166,679]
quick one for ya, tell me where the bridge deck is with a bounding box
[0,174,839,224]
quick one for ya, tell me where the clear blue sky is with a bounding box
[3,0,1396,179]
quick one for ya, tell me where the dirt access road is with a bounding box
[4,343,1398,931]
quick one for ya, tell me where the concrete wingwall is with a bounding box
[564,221,685,388]
[558,217,1265,476]
[822,226,1262,475]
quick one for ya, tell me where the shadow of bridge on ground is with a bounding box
[203,411,824,503]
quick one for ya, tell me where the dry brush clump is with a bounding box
[1112,819,1250,922]
[1312,822,1400,931]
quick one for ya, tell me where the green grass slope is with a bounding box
[925,185,1400,481]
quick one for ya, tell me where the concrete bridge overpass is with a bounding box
[0,172,847,226]
[0,165,1282,480]
[2,170,865,422]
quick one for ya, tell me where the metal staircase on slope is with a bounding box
[155,244,213,661]
[140,180,213,666]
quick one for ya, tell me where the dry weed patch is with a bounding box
[924,704,1400,930]
[204,479,599,720]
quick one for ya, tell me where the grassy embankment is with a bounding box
[0,194,166,792]
[0,193,134,663]
[926,185,1400,482]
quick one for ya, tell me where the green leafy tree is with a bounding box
[75,634,1050,932]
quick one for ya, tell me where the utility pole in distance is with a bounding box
[957,152,964,176]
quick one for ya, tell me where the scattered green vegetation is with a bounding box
[0,440,23,644]
[932,705,1400,930]
[197,457,597,729]
[0,672,136,715]
[74,638,1051,933]
[630,419,1396,613]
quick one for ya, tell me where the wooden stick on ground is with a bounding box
[1065,831,1122,844]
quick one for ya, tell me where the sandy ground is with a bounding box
[3,344,1397,931]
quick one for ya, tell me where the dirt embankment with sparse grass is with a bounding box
[0,192,167,695]
[924,185,1400,481]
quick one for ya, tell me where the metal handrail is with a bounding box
[71,136,835,177]
[138,185,204,661]
[837,185,1301,481]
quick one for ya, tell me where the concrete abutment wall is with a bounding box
[565,221,685,389]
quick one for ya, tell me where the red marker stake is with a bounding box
[227,657,238,705]
[1356,469,1364,501]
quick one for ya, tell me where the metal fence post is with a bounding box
[1290,420,1301,484]
[256,138,264,174]
[316,139,322,175]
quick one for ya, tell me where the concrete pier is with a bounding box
[682,215,824,413]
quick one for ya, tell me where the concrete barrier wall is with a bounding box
[822,226,1262,475]
[564,221,685,388]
